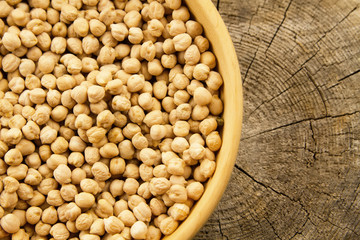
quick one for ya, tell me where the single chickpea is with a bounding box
[75,213,93,231]
[53,164,71,185]
[122,57,141,74]
[161,54,177,69]
[159,216,178,235]
[0,190,18,209]
[1,214,20,234]
[205,131,222,151]
[86,127,107,144]
[65,202,81,222]
[104,216,124,235]
[87,85,105,103]
[50,136,69,154]
[127,74,145,93]
[4,148,23,166]
[89,219,105,236]
[147,19,164,37]
[75,192,95,209]
[2,32,21,52]
[18,59,36,77]
[91,162,111,181]
[129,221,147,239]
[89,19,106,37]
[3,127,22,145]
[97,45,116,65]
[82,35,100,55]
[149,177,171,196]
[50,223,70,240]
[60,184,78,202]
[2,54,21,73]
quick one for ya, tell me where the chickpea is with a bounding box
[1,214,20,233]
[159,216,178,235]
[50,223,70,240]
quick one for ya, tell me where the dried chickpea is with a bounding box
[1,213,20,233]
[104,216,124,235]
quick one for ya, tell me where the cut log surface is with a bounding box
[195,0,360,239]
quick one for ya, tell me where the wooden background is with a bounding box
[195,0,360,239]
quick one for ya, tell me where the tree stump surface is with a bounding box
[195,0,360,239]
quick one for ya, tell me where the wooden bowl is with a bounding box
[164,1,243,239]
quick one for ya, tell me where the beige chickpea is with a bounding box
[52,164,71,185]
[143,110,163,127]
[3,176,19,193]
[172,121,189,137]
[110,23,129,42]
[194,35,209,53]
[127,27,143,44]
[74,114,93,130]
[206,71,223,91]
[139,41,156,62]
[40,74,56,90]
[75,213,93,231]
[168,203,190,221]
[89,19,106,37]
[41,205,58,225]
[137,92,152,111]
[98,45,117,65]
[146,59,163,77]
[122,163,139,179]
[0,189,18,209]
[103,216,124,235]
[184,44,201,65]
[82,35,100,55]
[205,131,222,151]
[107,157,126,177]
[149,198,167,217]
[50,223,69,240]
[75,192,95,209]
[200,51,217,69]
[147,19,164,37]
[72,17,89,38]
[105,79,123,95]
[1,214,20,234]
[193,86,212,106]
[126,74,144,93]
[149,177,171,196]
[82,57,99,73]
[91,162,111,181]
[86,127,106,144]
[50,137,68,154]
[87,85,105,104]
[98,143,118,159]
[111,95,131,112]
[4,148,23,166]
[7,164,28,180]
[121,57,141,74]
[60,3,78,21]
[8,77,25,94]
[64,202,81,222]
[46,189,64,206]
[186,181,204,200]
[171,136,189,153]
[2,54,21,73]
[161,54,177,69]
[148,124,166,141]
[89,219,105,236]
[120,178,138,196]
[19,59,36,77]
[159,216,178,235]
[185,20,203,38]
[2,32,21,52]
[3,128,22,145]
[59,184,77,202]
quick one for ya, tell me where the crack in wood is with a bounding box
[265,0,293,55]
[217,216,229,240]
[216,0,220,11]
[242,46,259,84]
[264,216,282,240]
[242,111,360,140]
[305,69,328,116]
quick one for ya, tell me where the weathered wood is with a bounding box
[196,0,360,239]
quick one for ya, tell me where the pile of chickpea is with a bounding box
[0,0,224,239]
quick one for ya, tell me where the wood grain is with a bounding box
[196,0,360,239]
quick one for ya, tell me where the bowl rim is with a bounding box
[164,0,243,239]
